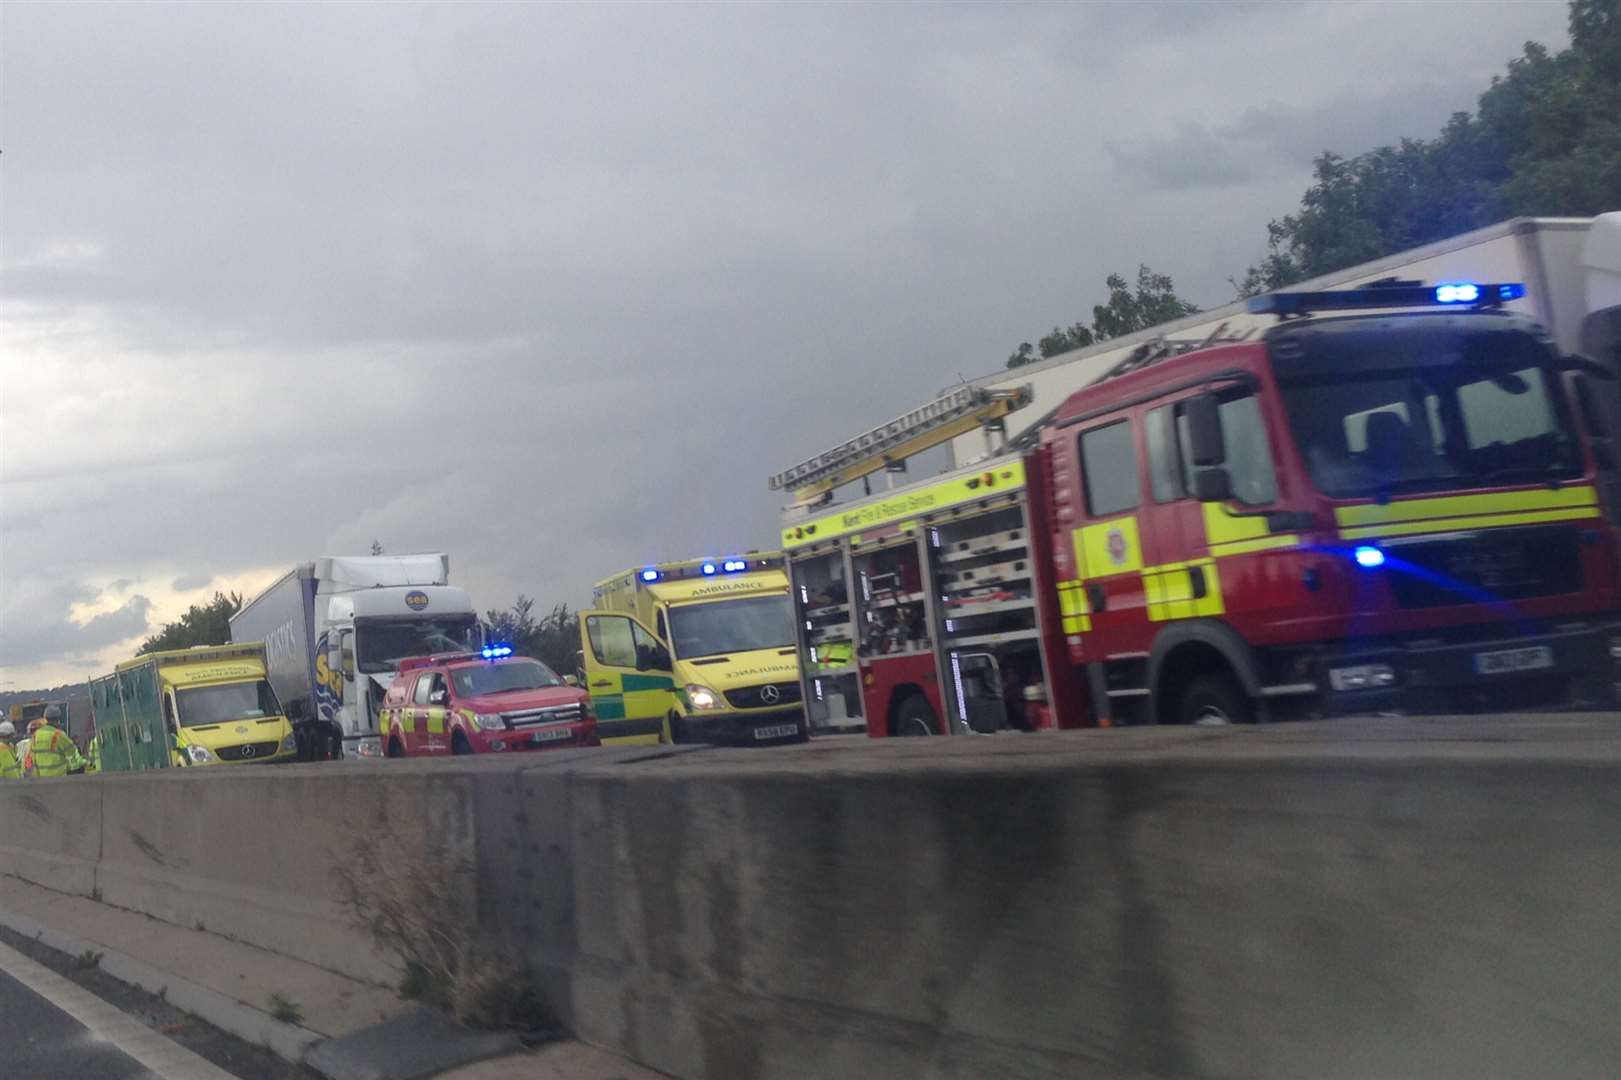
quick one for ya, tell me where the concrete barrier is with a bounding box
[0,779,102,896]
[1,718,1617,1080]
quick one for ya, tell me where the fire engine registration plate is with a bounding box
[1472,645,1553,675]
[753,723,799,740]
[531,727,573,744]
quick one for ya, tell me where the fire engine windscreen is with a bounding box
[176,681,282,727]
[1274,325,1582,498]
[452,660,564,695]
[357,617,480,673]
[668,595,796,660]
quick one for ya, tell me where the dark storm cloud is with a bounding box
[0,588,153,670]
[0,1,1571,685]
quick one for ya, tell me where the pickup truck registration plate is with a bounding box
[753,723,800,740]
[531,726,573,744]
[1472,645,1553,675]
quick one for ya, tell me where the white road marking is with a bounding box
[0,938,241,1080]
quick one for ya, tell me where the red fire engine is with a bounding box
[779,281,1621,735]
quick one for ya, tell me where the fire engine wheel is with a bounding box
[386,737,405,759]
[451,732,474,755]
[893,694,938,737]
[1178,671,1254,726]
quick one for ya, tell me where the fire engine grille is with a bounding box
[1385,525,1582,609]
[724,682,803,709]
[501,703,583,728]
[216,741,281,762]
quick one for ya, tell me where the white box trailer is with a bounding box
[949,215,1621,469]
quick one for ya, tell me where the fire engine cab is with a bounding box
[378,645,597,756]
[778,281,1621,734]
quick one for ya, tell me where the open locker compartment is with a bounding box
[926,492,1056,733]
[789,541,865,734]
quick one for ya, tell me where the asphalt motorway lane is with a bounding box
[1,966,155,1080]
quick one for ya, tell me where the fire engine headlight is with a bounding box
[474,713,505,732]
[685,684,725,711]
[187,744,215,765]
[1328,664,1396,692]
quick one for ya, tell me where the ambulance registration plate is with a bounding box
[753,723,799,740]
[1472,645,1553,675]
[531,727,573,744]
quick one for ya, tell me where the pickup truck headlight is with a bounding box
[474,713,505,731]
[685,684,725,711]
[187,744,215,764]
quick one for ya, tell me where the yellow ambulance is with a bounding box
[117,643,298,766]
[578,554,807,745]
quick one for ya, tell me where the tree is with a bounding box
[1089,265,1201,341]
[1007,265,1198,367]
[370,539,384,555]
[139,591,243,654]
[1236,0,1621,293]
[484,596,580,679]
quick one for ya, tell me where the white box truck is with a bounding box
[230,554,481,759]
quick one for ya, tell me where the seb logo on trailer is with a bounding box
[1043,279,1621,724]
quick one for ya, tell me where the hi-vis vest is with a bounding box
[0,743,19,780]
[29,725,74,777]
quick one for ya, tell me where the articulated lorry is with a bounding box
[230,554,481,759]
[88,643,297,770]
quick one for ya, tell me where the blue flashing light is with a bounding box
[701,562,718,575]
[1248,281,1526,316]
[1354,545,1386,569]
[481,643,514,660]
[722,559,748,573]
[640,568,660,582]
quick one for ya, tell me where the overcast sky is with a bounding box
[0,1,1571,689]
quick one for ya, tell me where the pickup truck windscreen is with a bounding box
[1274,323,1583,498]
[452,660,563,696]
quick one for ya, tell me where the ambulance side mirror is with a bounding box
[1184,394,1226,467]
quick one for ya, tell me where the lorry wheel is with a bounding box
[1178,672,1253,726]
[892,694,937,736]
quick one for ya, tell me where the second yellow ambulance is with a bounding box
[579,554,807,745]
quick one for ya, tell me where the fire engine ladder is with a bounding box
[771,384,1033,510]
[1004,323,1256,453]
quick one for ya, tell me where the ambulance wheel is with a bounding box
[452,732,473,755]
[1178,671,1252,726]
[892,694,937,737]
[667,712,687,744]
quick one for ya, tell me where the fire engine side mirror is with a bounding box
[1184,394,1226,467]
[1192,468,1232,503]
